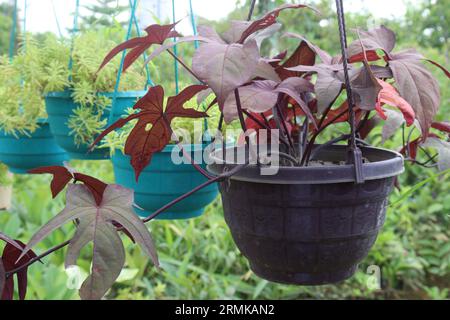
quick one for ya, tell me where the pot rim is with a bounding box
[207,145,404,184]
[44,90,147,98]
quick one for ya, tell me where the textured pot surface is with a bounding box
[0,123,68,174]
[113,144,219,220]
[45,91,145,160]
[208,145,404,285]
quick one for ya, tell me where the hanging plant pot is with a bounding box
[45,91,145,160]
[0,122,68,174]
[207,145,404,285]
[113,144,219,220]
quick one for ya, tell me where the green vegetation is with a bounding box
[0,26,146,143]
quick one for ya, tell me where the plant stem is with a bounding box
[143,163,247,223]
[7,162,249,276]
[5,240,71,278]
[167,49,204,84]
[301,107,349,165]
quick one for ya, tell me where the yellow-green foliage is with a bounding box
[0,28,145,143]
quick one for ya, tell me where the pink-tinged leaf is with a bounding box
[19,184,159,300]
[66,217,125,300]
[1,240,37,300]
[255,59,281,81]
[348,25,396,60]
[376,79,415,126]
[431,122,450,133]
[274,78,317,128]
[192,40,260,108]
[28,166,73,198]
[238,4,318,44]
[223,81,279,123]
[351,62,383,111]
[197,25,226,43]
[389,59,440,137]
[422,137,450,171]
[97,22,180,73]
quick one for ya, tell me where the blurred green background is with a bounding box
[0,0,449,299]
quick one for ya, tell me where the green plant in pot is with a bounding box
[0,46,68,173]
[3,2,449,301]
[41,27,147,160]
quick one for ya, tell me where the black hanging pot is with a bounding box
[207,145,404,285]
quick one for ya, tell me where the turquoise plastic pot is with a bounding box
[113,144,219,220]
[0,122,68,174]
[45,91,145,160]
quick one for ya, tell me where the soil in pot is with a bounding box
[45,91,145,160]
[113,144,219,220]
[207,145,404,285]
[0,122,68,174]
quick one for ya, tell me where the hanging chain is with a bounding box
[335,0,365,183]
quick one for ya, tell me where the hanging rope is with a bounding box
[22,0,27,51]
[67,0,80,83]
[108,0,139,125]
[188,0,209,137]
[8,0,18,62]
[129,0,154,88]
[335,0,364,184]
[51,0,64,38]
[171,0,179,94]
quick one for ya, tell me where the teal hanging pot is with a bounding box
[45,91,145,160]
[0,122,68,174]
[113,144,219,220]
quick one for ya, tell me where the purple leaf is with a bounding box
[223,81,278,123]
[192,40,260,108]
[389,59,440,137]
[348,25,396,59]
[18,184,159,300]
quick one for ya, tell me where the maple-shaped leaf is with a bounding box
[18,184,159,300]
[1,240,37,300]
[91,85,208,180]
[97,22,181,73]
[223,78,315,125]
[237,4,317,44]
[192,40,260,108]
[389,58,440,137]
[351,62,383,111]
[348,25,396,61]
